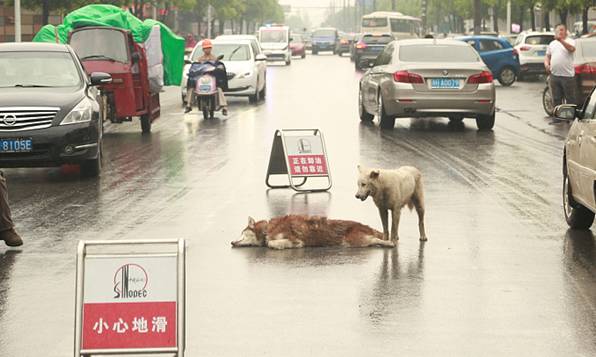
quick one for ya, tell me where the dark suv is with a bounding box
[0,43,110,177]
[354,33,394,70]
[311,27,339,55]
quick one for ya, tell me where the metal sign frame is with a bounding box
[265,129,332,192]
[74,239,186,357]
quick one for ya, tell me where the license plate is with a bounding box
[430,78,460,89]
[536,50,546,56]
[0,138,32,153]
[199,84,211,92]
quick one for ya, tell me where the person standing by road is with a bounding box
[544,24,576,108]
[0,171,23,247]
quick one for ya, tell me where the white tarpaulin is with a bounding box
[144,25,164,93]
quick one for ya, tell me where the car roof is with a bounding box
[521,31,554,36]
[216,35,257,40]
[397,39,471,47]
[458,35,507,41]
[0,42,71,52]
[212,39,251,45]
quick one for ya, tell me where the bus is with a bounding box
[361,12,422,40]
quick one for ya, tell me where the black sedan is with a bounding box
[0,43,110,177]
[354,33,394,70]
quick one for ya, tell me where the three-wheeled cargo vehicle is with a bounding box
[69,26,160,134]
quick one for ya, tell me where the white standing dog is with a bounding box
[355,165,427,242]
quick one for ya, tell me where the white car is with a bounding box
[215,34,264,56]
[513,31,554,78]
[258,25,292,65]
[182,39,267,104]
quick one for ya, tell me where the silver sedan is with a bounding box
[358,39,496,130]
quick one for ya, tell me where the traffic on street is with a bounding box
[0,2,594,356]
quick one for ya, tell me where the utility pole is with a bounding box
[473,0,481,35]
[207,4,212,38]
[506,0,511,34]
[14,0,21,42]
[372,0,376,12]
[392,0,397,11]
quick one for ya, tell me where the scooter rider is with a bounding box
[185,39,228,115]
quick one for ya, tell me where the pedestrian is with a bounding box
[0,171,23,247]
[184,39,228,116]
[544,24,576,108]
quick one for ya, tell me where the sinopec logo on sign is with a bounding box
[113,264,148,299]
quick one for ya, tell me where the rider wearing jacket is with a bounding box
[185,39,228,115]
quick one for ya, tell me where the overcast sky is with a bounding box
[279,0,338,27]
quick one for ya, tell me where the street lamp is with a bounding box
[15,0,21,42]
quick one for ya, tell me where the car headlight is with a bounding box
[60,97,93,125]
[238,71,253,79]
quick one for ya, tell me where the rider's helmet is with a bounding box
[202,39,213,49]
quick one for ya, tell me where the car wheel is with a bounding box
[378,94,395,129]
[259,83,266,100]
[359,89,374,122]
[543,85,554,116]
[312,47,318,55]
[498,67,516,86]
[355,60,360,71]
[563,162,595,229]
[476,112,495,131]
[285,57,291,65]
[140,114,151,134]
[249,88,259,104]
[80,141,102,178]
[301,52,306,59]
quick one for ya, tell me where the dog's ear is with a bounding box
[370,170,380,179]
[248,216,256,228]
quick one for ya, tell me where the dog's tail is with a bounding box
[408,170,424,211]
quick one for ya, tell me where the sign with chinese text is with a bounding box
[265,129,332,192]
[81,255,177,351]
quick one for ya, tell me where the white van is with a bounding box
[258,25,291,65]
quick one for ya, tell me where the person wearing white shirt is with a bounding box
[544,24,576,108]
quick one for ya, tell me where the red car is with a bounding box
[290,34,306,59]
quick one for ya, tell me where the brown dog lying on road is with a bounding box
[231,215,395,249]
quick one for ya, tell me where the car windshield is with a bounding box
[313,30,336,37]
[580,40,596,58]
[260,30,287,43]
[362,18,388,27]
[70,29,129,63]
[399,44,479,62]
[192,44,251,62]
[363,35,393,44]
[525,35,554,45]
[0,51,82,88]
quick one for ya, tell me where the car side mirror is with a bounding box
[90,72,112,86]
[554,104,577,120]
[217,54,225,61]
[255,54,267,61]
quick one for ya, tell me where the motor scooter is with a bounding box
[188,55,228,120]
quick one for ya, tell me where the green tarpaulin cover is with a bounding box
[33,4,184,86]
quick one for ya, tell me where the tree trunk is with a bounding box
[530,6,535,31]
[544,10,550,31]
[493,6,499,32]
[518,6,524,32]
[473,0,482,34]
[559,9,567,27]
[218,18,225,36]
[42,0,50,25]
[583,6,589,34]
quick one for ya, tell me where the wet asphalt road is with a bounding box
[1,53,595,356]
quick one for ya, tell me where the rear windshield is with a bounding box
[399,44,479,62]
[580,40,596,58]
[362,18,388,28]
[313,29,336,37]
[525,35,554,45]
[260,30,287,43]
[363,35,393,44]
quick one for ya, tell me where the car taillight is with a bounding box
[356,42,367,49]
[519,45,531,51]
[393,70,424,84]
[575,64,596,74]
[468,71,494,84]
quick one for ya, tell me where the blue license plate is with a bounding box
[536,50,546,56]
[0,138,32,153]
[199,84,211,92]
[431,78,460,89]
